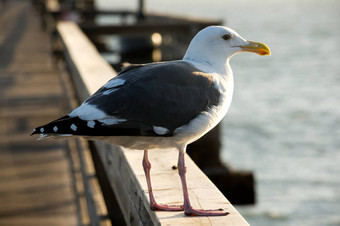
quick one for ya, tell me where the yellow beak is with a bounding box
[240,41,271,56]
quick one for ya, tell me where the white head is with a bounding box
[183,26,270,71]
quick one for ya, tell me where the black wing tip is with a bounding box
[30,115,72,136]
[30,127,45,136]
[30,116,176,138]
[30,129,37,136]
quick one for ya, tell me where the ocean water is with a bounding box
[97,0,340,225]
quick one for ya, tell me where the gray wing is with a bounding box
[33,61,221,137]
[87,61,220,133]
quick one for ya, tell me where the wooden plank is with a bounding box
[57,21,249,226]
[145,13,223,27]
[79,11,221,36]
[80,23,209,36]
[80,23,192,36]
[0,3,79,225]
[79,9,136,16]
[77,10,222,25]
[57,22,114,99]
[60,62,112,226]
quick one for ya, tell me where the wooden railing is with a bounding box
[56,21,249,226]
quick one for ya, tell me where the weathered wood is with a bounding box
[60,64,112,226]
[79,9,136,16]
[57,22,114,99]
[147,13,223,25]
[57,21,249,226]
[79,11,221,36]
[80,21,216,36]
[0,3,79,225]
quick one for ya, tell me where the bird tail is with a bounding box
[31,114,126,139]
[31,115,78,139]
[32,113,168,139]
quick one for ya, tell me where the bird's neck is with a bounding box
[183,45,230,75]
[183,56,231,78]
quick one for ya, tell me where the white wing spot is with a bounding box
[87,120,95,128]
[53,126,58,132]
[70,124,77,131]
[104,78,125,89]
[40,127,44,133]
[153,126,169,135]
[69,103,107,121]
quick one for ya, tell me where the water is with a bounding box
[97,1,340,225]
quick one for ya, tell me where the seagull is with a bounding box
[32,26,270,216]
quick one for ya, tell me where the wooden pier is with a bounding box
[0,1,79,225]
[1,0,250,225]
[0,1,108,225]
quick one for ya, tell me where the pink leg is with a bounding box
[142,150,184,211]
[177,149,229,216]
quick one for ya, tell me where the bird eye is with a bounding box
[222,34,231,40]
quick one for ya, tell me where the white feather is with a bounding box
[69,103,107,121]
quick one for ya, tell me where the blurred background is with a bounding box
[1,0,339,225]
[97,0,340,225]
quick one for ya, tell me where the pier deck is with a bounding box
[0,1,79,225]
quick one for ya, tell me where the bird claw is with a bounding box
[184,208,229,216]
